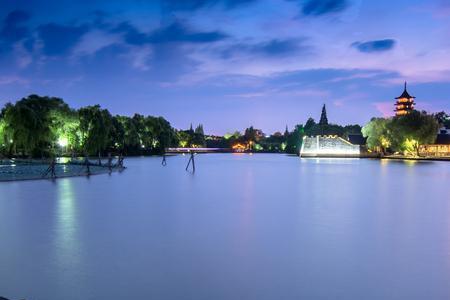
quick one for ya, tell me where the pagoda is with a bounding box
[394,82,416,116]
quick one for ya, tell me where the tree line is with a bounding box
[0,95,177,158]
[4,94,443,158]
[0,97,364,158]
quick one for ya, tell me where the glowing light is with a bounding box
[403,138,419,156]
[380,136,391,148]
[300,136,360,157]
[254,143,263,151]
[58,136,69,147]
[232,143,246,152]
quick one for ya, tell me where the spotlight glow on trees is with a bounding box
[58,136,69,147]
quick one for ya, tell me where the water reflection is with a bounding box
[236,168,255,254]
[55,178,80,268]
[1,155,450,299]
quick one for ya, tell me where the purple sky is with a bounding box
[1,0,450,134]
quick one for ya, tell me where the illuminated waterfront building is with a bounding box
[395,82,416,116]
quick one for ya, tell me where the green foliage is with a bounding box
[363,111,439,156]
[0,95,178,157]
[286,125,304,155]
[79,105,113,156]
[260,132,286,152]
[244,126,263,143]
[176,124,205,148]
[177,130,191,148]
[2,95,71,157]
[388,110,439,155]
[2,94,441,158]
[362,118,391,152]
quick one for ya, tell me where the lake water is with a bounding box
[1,154,450,300]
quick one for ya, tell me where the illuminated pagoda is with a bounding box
[394,82,416,116]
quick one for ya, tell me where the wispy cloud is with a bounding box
[351,39,396,53]
[221,38,310,58]
[113,20,228,46]
[301,0,349,16]
[162,0,259,12]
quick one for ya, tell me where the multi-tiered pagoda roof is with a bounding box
[394,82,415,116]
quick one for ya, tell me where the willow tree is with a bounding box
[50,103,79,155]
[2,95,70,157]
[78,105,113,158]
[362,118,391,154]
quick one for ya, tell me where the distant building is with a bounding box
[232,143,246,152]
[395,82,416,116]
[419,134,450,157]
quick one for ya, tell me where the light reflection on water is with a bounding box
[0,154,450,300]
[55,178,79,267]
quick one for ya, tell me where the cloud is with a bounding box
[149,21,228,43]
[301,0,349,16]
[37,23,90,56]
[114,21,228,46]
[221,38,309,58]
[351,39,396,53]
[0,10,31,43]
[162,0,258,11]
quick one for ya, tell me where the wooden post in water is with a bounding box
[85,156,91,176]
[162,153,167,166]
[118,154,124,168]
[42,157,57,179]
[50,158,56,179]
[107,152,113,173]
[185,151,195,172]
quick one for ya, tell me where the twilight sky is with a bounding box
[1,0,450,134]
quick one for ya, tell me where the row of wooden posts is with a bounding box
[43,151,194,179]
[43,154,125,179]
[162,152,196,173]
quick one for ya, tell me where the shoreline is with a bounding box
[381,155,450,162]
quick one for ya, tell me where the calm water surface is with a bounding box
[1,154,450,300]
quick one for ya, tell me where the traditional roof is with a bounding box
[395,82,416,99]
